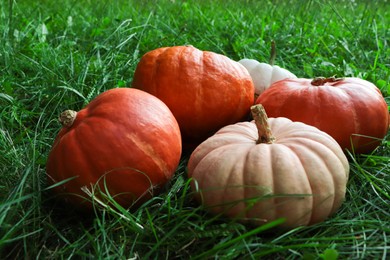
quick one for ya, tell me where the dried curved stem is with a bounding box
[311,76,343,86]
[251,104,275,144]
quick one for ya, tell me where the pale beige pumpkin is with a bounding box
[188,105,349,229]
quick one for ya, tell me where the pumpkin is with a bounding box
[46,88,182,209]
[256,77,389,154]
[188,104,349,229]
[239,59,297,97]
[239,41,297,97]
[132,45,254,150]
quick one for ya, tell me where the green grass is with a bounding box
[1,0,389,258]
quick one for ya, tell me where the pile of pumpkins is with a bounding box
[46,45,389,229]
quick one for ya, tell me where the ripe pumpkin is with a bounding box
[239,41,297,97]
[256,77,389,154]
[46,88,182,209]
[238,60,296,97]
[132,45,254,150]
[188,104,349,229]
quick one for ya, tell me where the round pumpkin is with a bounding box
[238,41,297,97]
[256,77,389,154]
[188,105,349,229]
[132,45,254,150]
[239,58,296,97]
[46,88,182,209]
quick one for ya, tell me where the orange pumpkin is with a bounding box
[188,105,349,229]
[256,77,389,154]
[132,45,254,150]
[46,88,182,209]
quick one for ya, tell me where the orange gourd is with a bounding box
[256,77,389,154]
[132,45,254,150]
[46,88,182,209]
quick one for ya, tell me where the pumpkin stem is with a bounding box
[59,110,77,127]
[269,40,276,66]
[251,104,275,144]
[311,76,343,86]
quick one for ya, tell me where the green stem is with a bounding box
[269,40,276,65]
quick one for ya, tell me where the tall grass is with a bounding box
[1,0,389,258]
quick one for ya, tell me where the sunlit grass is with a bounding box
[1,0,389,258]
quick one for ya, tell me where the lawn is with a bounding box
[1,0,389,258]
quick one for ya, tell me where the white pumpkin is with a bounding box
[239,58,297,96]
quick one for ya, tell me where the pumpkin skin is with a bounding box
[239,58,297,96]
[188,105,349,229]
[256,77,389,154]
[46,88,182,209]
[132,45,254,150]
